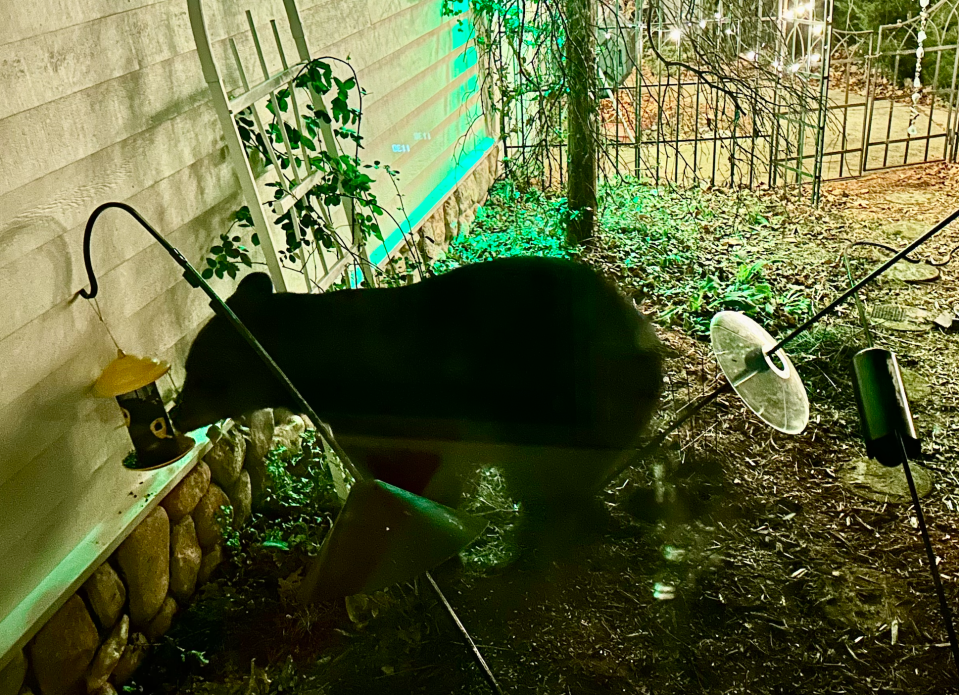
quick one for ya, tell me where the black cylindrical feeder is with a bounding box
[95,351,194,470]
[851,347,921,467]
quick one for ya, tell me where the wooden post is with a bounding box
[566,0,598,245]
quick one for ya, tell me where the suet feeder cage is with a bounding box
[94,350,194,470]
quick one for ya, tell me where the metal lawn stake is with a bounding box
[79,202,504,695]
[613,207,959,679]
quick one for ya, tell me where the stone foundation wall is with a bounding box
[5,409,306,695]
[400,148,501,266]
[1,151,501,695]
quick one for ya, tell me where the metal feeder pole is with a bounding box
[843,246,959,677]
[79,202,505,693]
[767,207,959,356]
[896,434,959,676]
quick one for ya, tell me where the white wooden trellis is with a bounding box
[187,0,378,293]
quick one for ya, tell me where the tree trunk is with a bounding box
[566,0,598,245]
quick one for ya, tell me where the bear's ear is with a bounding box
[227,272,274,311]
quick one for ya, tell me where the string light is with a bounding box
[783,8,795,21]
[699,19,707,29]
[809,52,821,63]
[789,62,802,72]
[812,22,825,34]
[746,50,757,61]
[908,0,931,136]
[669,27,682,42]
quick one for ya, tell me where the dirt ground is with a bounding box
[133,163,959,695]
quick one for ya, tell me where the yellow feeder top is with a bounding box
[95,351,171,397]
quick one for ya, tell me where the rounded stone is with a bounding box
[272,407,299,426]
[109,633,148,687]
[161,462,211,523]
[197,544,225,586]
[0,649,27,695]
[454,183,472,221]
[170,515,202,603]
[270,416,305,460]
[900,367,932,403]
[227,470,252,530]
[241,409,275,500]
[204,429,246,489]
[487,152,500,182]
[81,563,125,631]
[472,164,490,206]
[192,484,233,550]
[882,220,928,240]
[27,595,99,695]
[885,261,939,283]
[144,597,177,641]
[115,506,170,628]
[243,408,275,468]
[85,615,128,692]
[442,195,460,240]
[868,304,934,333]
[427,210,447,246]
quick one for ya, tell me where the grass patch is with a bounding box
[128,433,343,694]
[458,467,522,574]
[439,178,816,337]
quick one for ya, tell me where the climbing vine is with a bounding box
[442,0,824,196]
[203,57,421,288]
[441,0,569,187]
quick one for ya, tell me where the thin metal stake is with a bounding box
[842,249,875,348]
[426,572,505,695]
[897,434,959,677]
[604,381,733,485]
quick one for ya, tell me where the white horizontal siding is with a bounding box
[0,0,489,648]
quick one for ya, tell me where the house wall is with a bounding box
[0,0,491,664]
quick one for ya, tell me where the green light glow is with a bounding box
[451,18,472,50]
[452,46,478,78]
[368,135,496,269]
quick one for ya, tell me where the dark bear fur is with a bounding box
[174,257,663,517]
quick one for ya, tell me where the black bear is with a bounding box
[174,256,662,516]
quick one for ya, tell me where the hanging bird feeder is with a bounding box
[94,350,194,470]
[79,202,502,694]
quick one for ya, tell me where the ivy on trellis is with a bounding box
[203,58,395,285]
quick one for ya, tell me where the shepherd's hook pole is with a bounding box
[79,202,367,482]
[80,203,505,693]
